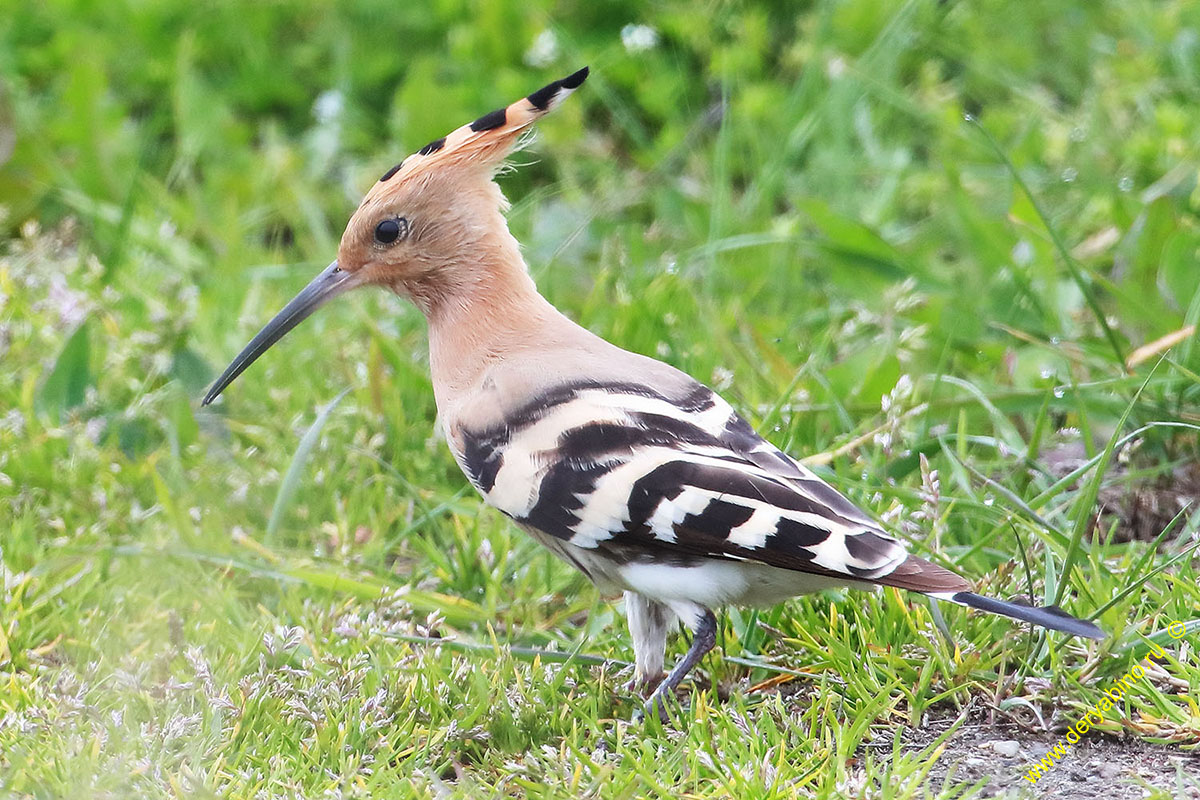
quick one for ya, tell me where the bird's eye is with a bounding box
[374,217,408,245]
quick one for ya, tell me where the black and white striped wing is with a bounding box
[453,379,920,585]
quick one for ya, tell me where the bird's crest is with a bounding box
[361,66,588,206]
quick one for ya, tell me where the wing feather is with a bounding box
[455,378,966,591]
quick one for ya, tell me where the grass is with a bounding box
[2,0,1199,797]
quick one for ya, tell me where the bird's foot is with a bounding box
[633,687,674,724]
[630,609,718,725]
[628,671,671,723]
[626,671,666,695]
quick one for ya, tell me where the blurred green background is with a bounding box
[2,1,1198,797]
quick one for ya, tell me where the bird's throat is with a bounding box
[420,250,560,404]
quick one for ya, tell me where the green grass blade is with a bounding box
[1053,359,1162,606]
[265,386,351,543]
[966,117,1127,368]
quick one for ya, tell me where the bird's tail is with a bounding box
[870,553,1104,639]
[932,591,1105,640]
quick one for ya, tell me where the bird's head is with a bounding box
[201,67,588,406]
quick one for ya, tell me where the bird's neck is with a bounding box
[414,238,565,404]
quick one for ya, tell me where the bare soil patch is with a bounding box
[874,708,1200,799]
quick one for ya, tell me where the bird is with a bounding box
[202,67,1105,718]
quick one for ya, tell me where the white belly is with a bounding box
[618,559,867,607]
[523,525,868,607]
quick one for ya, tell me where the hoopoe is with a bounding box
[203,68,1104,717]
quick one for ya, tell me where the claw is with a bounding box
[627,671,666,695]
[642,687,674,723]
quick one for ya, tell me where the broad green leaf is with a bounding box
[35,319,92,421]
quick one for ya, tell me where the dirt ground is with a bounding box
[869,708,1200,799]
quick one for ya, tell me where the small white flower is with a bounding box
[85,417,105,444]
[621,24,659,53]
[1012,239,1034,266]
[333,622,360,639]
[47,274,88,328]
[313,90,344,125]
[525,29,559,67]
[712,366,734,391]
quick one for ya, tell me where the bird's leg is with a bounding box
[624,591,672,692]
[643,609,717,722]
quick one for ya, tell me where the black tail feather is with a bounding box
[952,592,1105,640]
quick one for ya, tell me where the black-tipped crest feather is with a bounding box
[417,137,446,156]
[379,162,403,182]
[527,66,590,110]
[470,107,508,132]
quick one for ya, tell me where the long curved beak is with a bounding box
[202,260,356,406]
